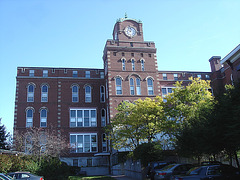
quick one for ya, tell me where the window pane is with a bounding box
[70,110,76,117]
[162,88,167,95]
[84,110,89,126]
[27,109,33,117]
[41,109,47,117]
[28,85,34,92]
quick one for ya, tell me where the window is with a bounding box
[174,74,178,80]
[101,109,106,127]
[116,77,122,95]
[113,52,117,56]
[163,73,167,80]
[70,109,96,127]
[147,78,154,95]
[130,78,135,95]
[141,53,144,57]
[131,53,134,56]
[29,70,34,77]
[26,108,34,127]
[197,74,202,79]
[41,85,48,102]
[122,52,125,56]
[162,87,173,102]
[100,72,104,79]
[73,71,78,77]
[205,74,210,79]
[100,86,105,103]
[148,54,152,57]
[43,70,48,77]
[85,85,92,102]
[40,109,47,127]
[136,78,141,95]
[130,43,133,47]
[70,133,97,153]
[72,85,79,102]
[27,84,35,102]
[73,159,78,167]
[122,59,126,71]
[85,71,90,78]
[102,134,107,152]
[141,59,145,71]
[132,60,135,71]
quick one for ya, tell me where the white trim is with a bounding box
[221,44,240,64]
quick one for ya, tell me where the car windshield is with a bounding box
[161,164,176,171]
[187,167,202,175]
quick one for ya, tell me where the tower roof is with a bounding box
[116,14,142,23]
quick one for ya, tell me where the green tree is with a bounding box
[164,77,214,128]
[0,118,10,149]
[107,97,172,150]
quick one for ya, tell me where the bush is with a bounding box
[133,142,163,167]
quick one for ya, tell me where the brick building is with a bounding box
[209,44,240,96]
[14,16,211,174]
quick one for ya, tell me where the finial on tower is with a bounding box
[125,13,128,18]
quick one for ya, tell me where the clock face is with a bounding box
[124,26,137,38]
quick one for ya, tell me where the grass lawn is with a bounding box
[68,176,116,180]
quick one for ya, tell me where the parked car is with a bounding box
[171,164,240,180]
[154,164,194,180]
[146,162,169,180]
[7,172,44,180]
[0,173,13,180]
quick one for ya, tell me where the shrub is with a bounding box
[133,142,163,167]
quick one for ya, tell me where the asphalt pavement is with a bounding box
[110,175,134,180]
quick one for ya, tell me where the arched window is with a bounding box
[131,59,135,71]
[27,84,35,102]
[101,109,106,127]
[40,109,47,127]
[26,108,34,127]
[141,59,145,71]
[72,85,79,102]
[41,85,48,102]
[136,78,141,95]
[85,85,92,103]
[130,78,135,95]
[116,77,122,95]
[147,78,154,95]
[122,59,126,71]
[100,86,105,103]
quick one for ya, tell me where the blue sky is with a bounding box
[0,0,240,134]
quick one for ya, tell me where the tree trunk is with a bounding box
[234,151,240,168]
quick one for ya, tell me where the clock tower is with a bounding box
[103,15,160,120]
[113,14,144,41]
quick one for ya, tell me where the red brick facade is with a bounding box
[14,17,212,169]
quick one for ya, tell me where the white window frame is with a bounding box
[70,133,98,153]
[26,108,34,127]
[116,77,122,95]
[162,87,174,102]
[85,85,92,103]
[40,108,47,127]
[100,72,104,79]
[29,70,34,77]
[85,71,90,78]
[72,85,79,102]
[100,86,105,103]
[41,85,48,102]
[27,84,35,102]
[130,78,135,95]
[43,70,48,77]
[147,78,154,95]
[174,74,178,80]
[73,71,78,77]
[163,73,167,80]
[136,78,141,95]
[70,108,97,127]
